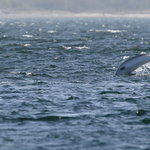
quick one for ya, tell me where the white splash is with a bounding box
[140,52,146,54]
[135,63,150,76]
[123,56,129,59]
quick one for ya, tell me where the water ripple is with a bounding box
[0,18,150,150]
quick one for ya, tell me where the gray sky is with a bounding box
[0,0,150,13]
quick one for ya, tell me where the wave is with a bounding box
[89,29,125,33]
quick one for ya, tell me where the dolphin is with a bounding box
[116,54,150,75]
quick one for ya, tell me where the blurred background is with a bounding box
[0,0,150,14]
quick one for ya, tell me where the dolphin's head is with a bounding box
[116,65,129,75]
[116,64,134,75]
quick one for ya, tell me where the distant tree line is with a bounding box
[0,0,150,13]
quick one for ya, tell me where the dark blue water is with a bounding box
[0,17,150,150]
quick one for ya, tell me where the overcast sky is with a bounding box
[0,0,150,13]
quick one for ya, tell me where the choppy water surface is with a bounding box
[0,17,150,150]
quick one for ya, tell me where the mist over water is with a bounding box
[0,17,150,149]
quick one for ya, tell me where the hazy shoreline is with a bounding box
[0,11,150,19]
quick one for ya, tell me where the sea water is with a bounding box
[0,17,150,150]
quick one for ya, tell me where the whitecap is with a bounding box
[23,44,31,47]
[23,35,33,38]
[95,30,103,32]
[89,29,95,32]
[53,40,57,42]
[47,31,57,34]
[3,35,8,37]
[11,72,20,74]
[75,46,90,50]
[89,29,124,33]
[54,57,59,60]
[11,71,33,76]
[26,72,32,76]
[81,38,89,41]
[107,30,123,33]
[62,46,71,50]
[0,81,10,84]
